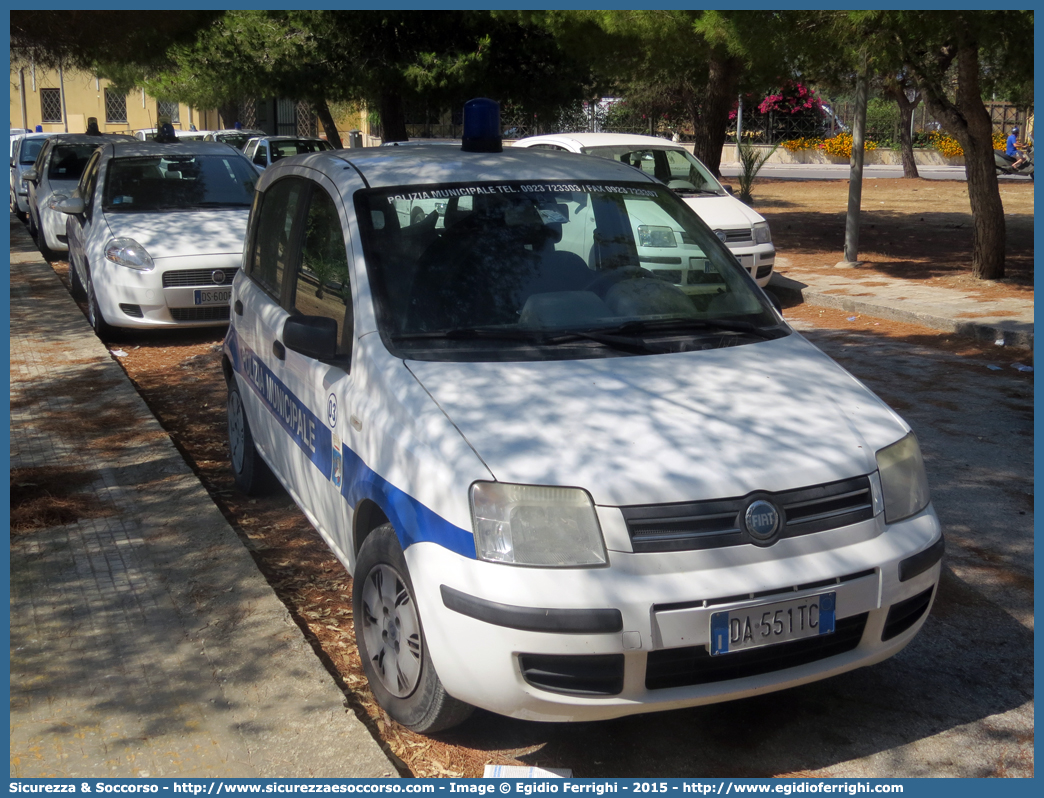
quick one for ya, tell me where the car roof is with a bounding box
[107,140,250,157]
[45,134,111,147]
[255,135,327,143]
[515,132,686,150]
[212,129,265,135]
[260,144,661,190]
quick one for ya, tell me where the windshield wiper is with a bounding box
[392,326,667,355]
[588,317,786,340]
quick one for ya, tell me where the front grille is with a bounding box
[756,264,773,279]
[622,475,874,553]
[170,306,231,322]
[645,612,868,690]
[119,303,143,318]
[721,228,753,244]
[882,587,934,641]
[162,267,239,288]
[652,270,683,284]
[519,653,624,696]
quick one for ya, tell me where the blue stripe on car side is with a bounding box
[340,447,476,558]
[232,336,476,559]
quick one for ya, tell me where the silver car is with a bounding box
[9,132,53,222]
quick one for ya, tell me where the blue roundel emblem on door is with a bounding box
[744,499,781,542]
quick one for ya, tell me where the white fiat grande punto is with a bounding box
[54,139,257,336]
[223,101,942,734]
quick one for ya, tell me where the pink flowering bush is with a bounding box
[758,83,824,116]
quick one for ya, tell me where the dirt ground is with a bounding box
[35,177,1034,777]
[751,177,1034,302]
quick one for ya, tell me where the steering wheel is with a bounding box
[667,179,698,191]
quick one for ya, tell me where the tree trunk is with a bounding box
[897,99,919,179]
[844,65,869,264]
[882,79,919,178]
[378,89,408,143]
[690,52,741,177]
[912,30,1005,279]
[314,97,342,149]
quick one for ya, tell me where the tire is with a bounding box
[69,253,87,300]
[227,382,277,496]
[27,205,39,239]
[85,270,119,340]
[353,524,473,734]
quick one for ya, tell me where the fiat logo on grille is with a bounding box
[714,229,727,243]
[744,499,782,544]
[211,270,227,285]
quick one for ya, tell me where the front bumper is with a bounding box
[407,506,941,722]
[91,254,241,329]
[728,242,776,287]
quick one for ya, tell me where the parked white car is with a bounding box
[134,129,213,142]
[23,134,109,258]
[513,133,776,287]
[54,139,257,336]
[205,129,266,151]
[222,119,942,734]
[10,132,53,221]
[243,136,333,171]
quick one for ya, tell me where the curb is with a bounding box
[768,273,1034,350]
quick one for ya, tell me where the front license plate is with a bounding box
[194,288,232,305]
[710,592,836,656]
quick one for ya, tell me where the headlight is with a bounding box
[104,238,155,271]
[876,433,930,523]
[47,194,68,210]
[470,482,607,567]
[753,222,772,245]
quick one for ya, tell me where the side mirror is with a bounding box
[720,183,735,196]
[53,195,86,215]
[283,315,338,360]
[253,152,266,166]
[22,167,38,182]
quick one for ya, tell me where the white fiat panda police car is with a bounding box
[224,101,942,734]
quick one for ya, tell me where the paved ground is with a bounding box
[769,264,1034,349]
[9,218,398,778]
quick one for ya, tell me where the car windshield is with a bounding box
[102,154,257,212]
[19,139,47,165]
[582,145,726,197]
[357,180,785,363]
[47,144,99,181]
[271,139,332,160]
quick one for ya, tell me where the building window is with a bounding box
[105,89,127,124]
[40,88,62,123]
[158,100,180,124]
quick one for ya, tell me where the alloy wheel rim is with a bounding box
[360,563,422,698]
[228,391,246,472]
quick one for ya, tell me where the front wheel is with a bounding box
[353,524,473,734]
[85,270,119,340]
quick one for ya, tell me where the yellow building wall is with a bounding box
[10,66,210,135]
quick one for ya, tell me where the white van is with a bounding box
[223,106,942,733]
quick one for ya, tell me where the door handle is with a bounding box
[234,299,243,315]
[273,340,285,360]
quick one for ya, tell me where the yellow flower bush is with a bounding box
[992,132,1007,151]
[781,137,824,152]
[928,131,963,157]
[822,133,876,159]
